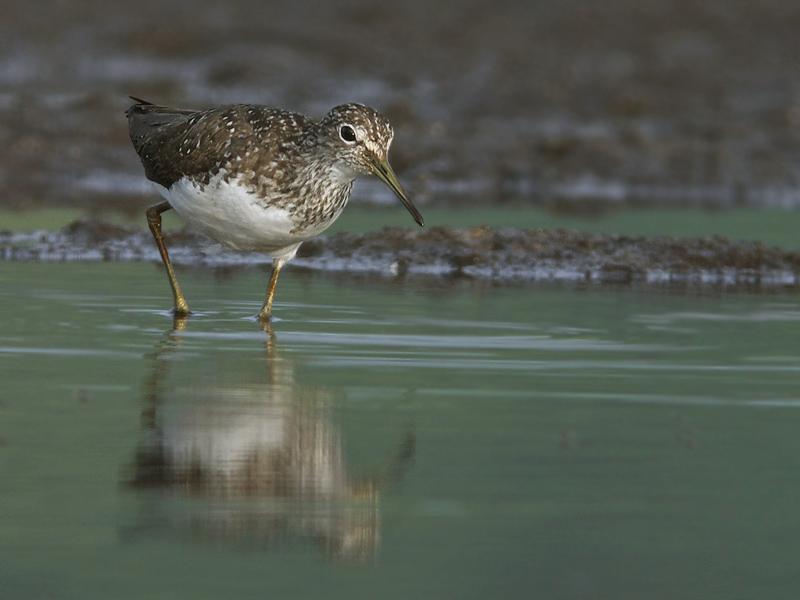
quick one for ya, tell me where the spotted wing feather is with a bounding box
[126,99,311,190]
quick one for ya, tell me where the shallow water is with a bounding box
[2,262,800,598]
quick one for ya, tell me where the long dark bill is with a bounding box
[371,157,424,227]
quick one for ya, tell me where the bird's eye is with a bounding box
[339,124,357,144]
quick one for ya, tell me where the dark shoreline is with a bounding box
[3,219,799,289]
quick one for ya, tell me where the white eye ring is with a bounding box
[339,124,357,144]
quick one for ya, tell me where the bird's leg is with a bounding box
[146,201,190,316]
[258,259,284,322]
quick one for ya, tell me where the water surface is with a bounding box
[1,262,800,598]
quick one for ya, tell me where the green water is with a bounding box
[2,262,800,599]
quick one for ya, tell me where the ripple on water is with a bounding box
[0,346,139,358]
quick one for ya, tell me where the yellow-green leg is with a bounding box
[146,201,190,316]
[258,260,284,322]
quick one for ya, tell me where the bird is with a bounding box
[126,96,424,321]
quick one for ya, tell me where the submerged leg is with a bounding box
[146,201,190,316]
[258,259,284,322]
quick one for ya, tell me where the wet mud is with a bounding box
[3,219,799,288]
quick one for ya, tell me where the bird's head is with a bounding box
[318,103,423,227]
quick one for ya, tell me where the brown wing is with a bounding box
[126,99,312,189]
[127,99,232,188]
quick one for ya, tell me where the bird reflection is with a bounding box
[127,316,415,562]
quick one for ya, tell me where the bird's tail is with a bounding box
[126,96,199,151]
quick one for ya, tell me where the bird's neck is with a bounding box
[292,151,356,194]
[285,154,354,226]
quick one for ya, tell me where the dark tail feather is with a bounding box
[128,95,154,106]
[126,97,200,157]
[126,96,197,119]
[127,98,198,133]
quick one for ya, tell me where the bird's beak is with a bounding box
[370,157,424,227]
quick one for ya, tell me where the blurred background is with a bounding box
[3,0,800,237]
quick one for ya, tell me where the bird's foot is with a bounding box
[172,306,191,318]
[172,295,191,317]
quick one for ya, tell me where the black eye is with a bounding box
[339,125,357,143]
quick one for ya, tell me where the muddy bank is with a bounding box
[2,219,799,288]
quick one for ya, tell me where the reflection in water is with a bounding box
[127,318,415,562]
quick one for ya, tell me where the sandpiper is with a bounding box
[127,97,423,320]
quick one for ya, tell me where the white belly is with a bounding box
[157,171,302,257]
